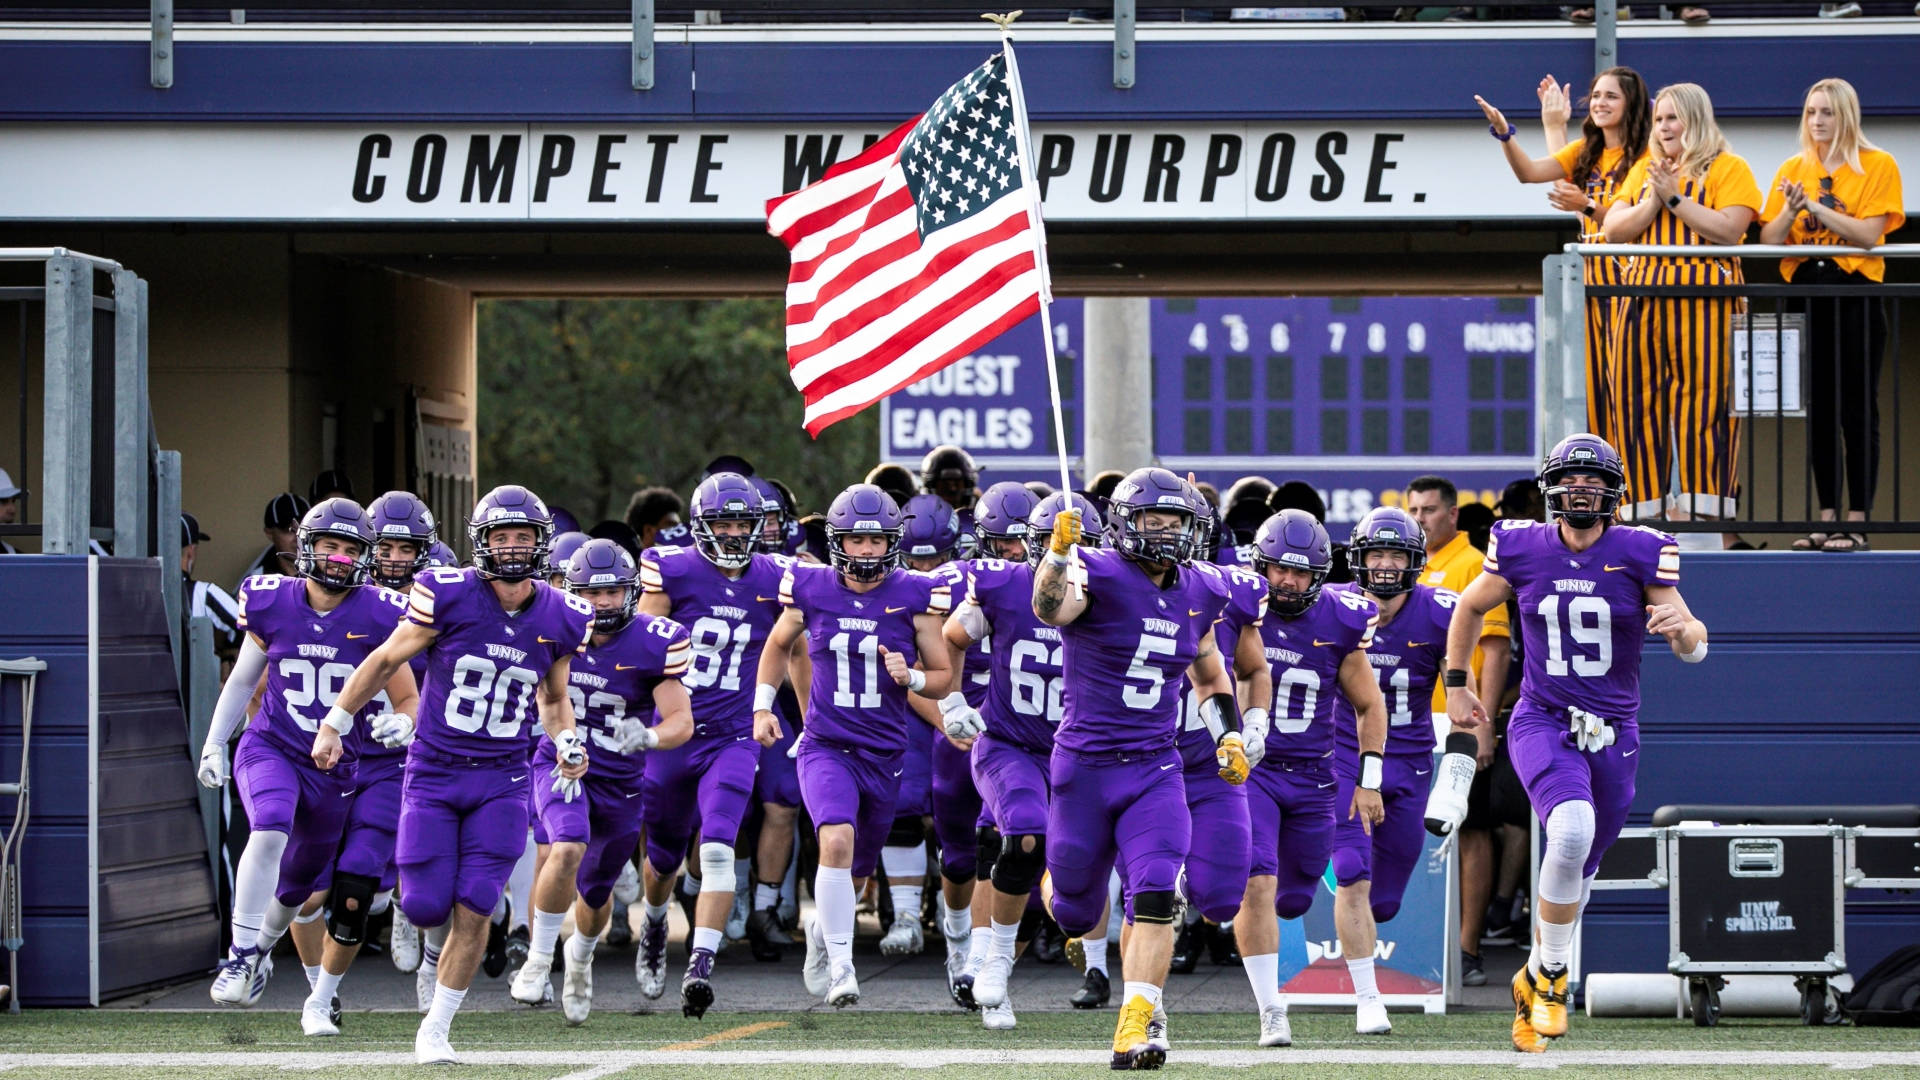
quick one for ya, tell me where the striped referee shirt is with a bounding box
[187,575,242,649]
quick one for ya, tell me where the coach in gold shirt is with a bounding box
[1404,476,1510,716]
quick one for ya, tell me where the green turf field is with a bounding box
[5,1009,1919,1079]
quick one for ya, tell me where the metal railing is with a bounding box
[1541,243,1920,536]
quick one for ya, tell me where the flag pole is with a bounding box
[987,10,1074,497]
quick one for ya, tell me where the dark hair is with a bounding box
[863,463,916,506]
[1499,477,1545,522]
[1088,470,1128,501]
[1575,66,1651,192]
[1193,481,1220,508]
[588,519,643,563]
[1457,502,1496,554]
[1268,480,1326,523]
[1405,475,1458,507]
[624,486,684,532]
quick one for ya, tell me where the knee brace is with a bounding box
[1539,801,1596,906]
[990,834,1046,897]
[698,842,738,894]
[886,815,926,847]
[1016,905,1045,944]
[975,826,1003,877]
[325,872,380,946]
[1132,889,1178,925]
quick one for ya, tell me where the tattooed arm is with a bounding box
[1032,509,1090,626]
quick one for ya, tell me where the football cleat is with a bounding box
[944,934,975,1009]
[1356,1000,1392,1035]
[301,994,340,1037]
[973,953,1014,1009]
[1511,967,1549,1053]
[563,947,594,1025]
[504,926,531,975]
[1169,920,1199,975]
[982,998,1017,1030]
[879,915,924,956]
[605,901,633,950]
[725,889,750,944]
[1111,995,1164,1071]
[636,914,669,999]
[414,1023,457,1065]
[1528,963,1570,1038]
[209,946,262,1006]
[746,907,785,962]
[802,915,833,999]
[1147,1005,1170,1052]
[245,951,274,1007]
[1072,968,1111,1010]
[826,962,861,1009]
[1258,1004,1291,1047]
[1064,935,1088,974]
[415,964,436,1015]
[389,905,421,973]
[1424,751,1476,836]
[482,915,509,979]
[328,994,342,1028]
[681,949,715,1019]
[509,951,555,1006]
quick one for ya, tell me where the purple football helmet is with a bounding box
[1106,467,1200,566]
[1540,432,1627,529]
[467,484,553,582]
[1348,506,1427,599]
[365,490,437,589]
[1254,508,1333,616]
[920,445,980,509]
[746,475,793,554]
[294,498,376,591]
[564,537,641,633]
[547,531,591,582]
[900,493,962,564]
[825,483,904,583]
[690,472,764,570]
[974,481,1039,562]
[549,505,583,538]
[1025,491,1104,568]
[426,539,459,568]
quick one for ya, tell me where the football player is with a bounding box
[1325,507,1455,1036]
[1235,509,1387,1049]
[510,538,693,1024]
[631,473,792,1017]
[1436,434,1706,1053]
[314,485,595,1064]
[742,474,808,957]
[1032,467,1243,1071]
[921,445,982,558]
[198,500,418,1028]
[751,484,955,1008]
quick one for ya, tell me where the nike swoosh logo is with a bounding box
[1603,564,1628,573]
[1188,609,1204,617]
[538,636,558,644]
[510,775,527,783]
[345,632,369,640]
[1160,763,1176,771]
[626,791,642,799]
[340,790,355,797]
[757,595,777,602]
[1313,640,1337,648]
[885,606,907,614]
[616,664,637,671]
[892,770,904,778]
[1317,781,1335,789]
[1414,768,1431,776]
[1407,641,1429,648]
[1622,748,1638,757]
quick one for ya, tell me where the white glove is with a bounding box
[555,728,588,767]
[1240,707,1270,769]
[197,743,228,789]
[370,712,416,750]
[1569,706,1616,753]
[551,769,582,803]
[612,718,658,755]
[938,692,986,740]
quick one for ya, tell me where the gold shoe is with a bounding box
[1510,967,1548,1053]
[1529,964,1570,1038]
[1110,994,1164,1070]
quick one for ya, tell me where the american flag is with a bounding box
[765,51,1046,436]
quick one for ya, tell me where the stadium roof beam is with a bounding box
[1595,0,1617,76]
[150,0,171,88]
[633,0,652,90]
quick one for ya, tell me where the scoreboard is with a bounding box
[879,295,1539,526]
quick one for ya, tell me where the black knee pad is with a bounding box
[1016,905,1045,944]
[975,826,1003,875]
[989,833,1046,896]
[326,871,380,946]
[886,815,926,848]
[1132,889,1178,925]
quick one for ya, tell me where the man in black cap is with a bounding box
[308,468,355,504]
[235,492,310,596]
[180,512,242,653]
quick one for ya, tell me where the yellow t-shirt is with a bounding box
[1760,149,1906,282]
[1420,531,1510,713]
[1552,139,1631,245]
[1612,151,1763,287]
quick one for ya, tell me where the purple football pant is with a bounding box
[1508,698,1640,878]
[395,749,530,928]
[1331,751,1430,924]
[1181,763,1252,923]
[643,735,761,873]
[532,761,645,910]
[754,721,804,809]
[931,731,982,881]
[1247,756,1337,920]
[896,724,933,817]
[797,738,903,880]
[335,755,406,893]
[234,732,354,907]
[971,732,1049,839]
[1045,747,1190,938]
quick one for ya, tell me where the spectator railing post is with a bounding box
[150,0,172,90]
[632,0,654,91]
[112,271,150,559]
[41,255,92,555]
[1114,0,1136,90]
[1538,252,1585,445]
[184,615,223,928]
[1594,0,1618,74]
[157,449,183,677]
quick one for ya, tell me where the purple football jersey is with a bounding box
[780,562,952,754]
[544,613,691,785]
[965,556,1064,753]
[1176,563,1268,771]
[404,567,595,761]
[1329,582,1452,757]
[359,613,426,766]
[932,560,992,709]
[641,545,787,738]
[1055,549,1233,756]
[236,574,411,770]
[1486,520,1678,721]
[1259,585,1378,762]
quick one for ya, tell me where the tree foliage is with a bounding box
[477,298,880,522]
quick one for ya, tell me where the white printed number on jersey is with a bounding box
[685,617,753,692]
[445,655,541,737]
[1007,640,1064,724]
[829,631,883,709]
[278,658,356,733]
[568,685,632,753]
[1121,634,1178,711]
[1381,667,1415,727]
[1272,668,1322,734]
[1536,595,1613,677]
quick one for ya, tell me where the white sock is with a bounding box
[1123,980,1163,1009]
[424,984,465,1033]
[1347,956,1379,1005]
[228,830,286,953]
[754,882,781,909]
[988,919,1019,961]
[943,899,972,940]
[303,963,322,989]
[882,841,926,925]
[1082,926,1113,976]
[1243,952,1281,1012]
[369,891,392,917]
[308,967,342,1006]
[642,899,670,927]
[815,865,856,968]
[565,930,597,967]
[507,833,535,932]
[422,923,447,974]
[1538,916,1575,973]
[967,924,991,971]
[530,908,567,957]
[692,926,723,954]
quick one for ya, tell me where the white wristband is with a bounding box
[938,691,969,716]
[322,705,355,735]
[1359,752,1384,792]
[1044,549,1072,568]
[753,683,779,712]
[906,668,927,693]
[1680,638,1708,664]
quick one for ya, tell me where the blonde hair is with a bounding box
[1652,83,1731,181]
[1799,78,1878,175]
